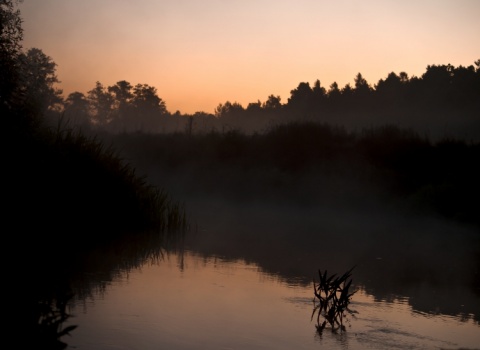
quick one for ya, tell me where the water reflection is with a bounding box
[19,194,480,349]
[16,226,184,349]
[183,196,480,325]
[64,251,480,350]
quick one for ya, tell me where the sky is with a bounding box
[19,0,480,114]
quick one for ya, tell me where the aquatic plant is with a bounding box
[311,267,357,333]
[32,294,77,350]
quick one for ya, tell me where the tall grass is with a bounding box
[7,117,187,242]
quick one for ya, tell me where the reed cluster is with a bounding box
[32,294,77,350]
[311,267,357,333]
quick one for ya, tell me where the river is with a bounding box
[62,196,480,349]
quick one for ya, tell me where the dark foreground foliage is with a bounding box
[3,110,187,348]
[5,116,187,240]
[2,3,188,346]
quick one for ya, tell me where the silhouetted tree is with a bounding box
[354,73,371,94]
[375,72,405,114]
[311,79,327,114]
[87,81,113,127]
[327,82,340,99]
[0,0,23,111]
[64,92,90,128]
[18,47,63,115]
[323,81,341,115]
[312,79,326,98]
[287,82,314,118]
[353,73,372,110]
[108,80,133,130]
[109,80,133,109]
[215,101,244,118]
[130,83,167,132]
[246,100,262,113]
[399,71,409,83]
[263,94,282,110]
[214,101,245,132]
[376,72,402,92]
[449,64,480,109]
[16,56,476,138]
[132,84,166,112]
[190,111,217,133]
[340,83,353,98]
[288,82,312,105]
[420,64,455,108]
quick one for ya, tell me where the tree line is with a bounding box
[8,34,479,138]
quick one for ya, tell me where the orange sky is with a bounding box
[20,0,480,114]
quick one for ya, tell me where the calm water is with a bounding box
[63,197,480,349]
[65,251,479,350]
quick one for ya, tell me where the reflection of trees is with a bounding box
[473,250,480,314]
[184,212,480,325]
[19,226,186,349]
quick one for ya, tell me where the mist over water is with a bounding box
[14,121,478,348]
[112,131,479,326]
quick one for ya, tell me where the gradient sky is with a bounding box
[20,0,480,114]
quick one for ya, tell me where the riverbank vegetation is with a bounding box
[2,2,186,347]
[108,123,480,228]
[3,0,186,246]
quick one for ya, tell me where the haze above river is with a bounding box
[63,191,480,349]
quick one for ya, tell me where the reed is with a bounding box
[311,267,357,334]
[31,294,77,350]
[31,120,188,235]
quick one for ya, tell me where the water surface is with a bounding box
[65,248,479,350]
[57,189,480,350]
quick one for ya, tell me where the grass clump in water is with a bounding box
[311,267,357,334]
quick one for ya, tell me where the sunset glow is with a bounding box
[20,0,480,114]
